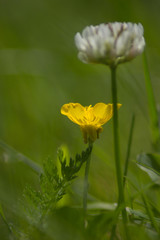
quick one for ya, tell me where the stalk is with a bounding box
[110,66,128,238]
[83,143,93,228]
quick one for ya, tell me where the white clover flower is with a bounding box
[75,22,145,67]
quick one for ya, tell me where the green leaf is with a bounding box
[123,114,135,187]
[141,193,160,233]
[136,153,160,184]
[24,145,92,223]
[127,208,160,224]
[0,139,43,174]
[58,144,92,181]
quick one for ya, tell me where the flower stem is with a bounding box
[83,142,93,228]
[110,66,128,237]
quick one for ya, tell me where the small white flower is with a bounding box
[75,22,145,67]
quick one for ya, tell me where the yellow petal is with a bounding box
[93,103,122,125]
[61,103,86,125]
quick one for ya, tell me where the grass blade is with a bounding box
[136,152,160,184]
[0,203,14,239]
[141,192,160,234]
[0,139,43,174]
[123,114,135,187]
[143,51,160,150]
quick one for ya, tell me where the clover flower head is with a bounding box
[61,102,121,143]
[75,22,145,67]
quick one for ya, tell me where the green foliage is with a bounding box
[24,145,92,224]
[59,144,93,181]
[143,52,160,150]
[136,153,160,184]
[0,140,43,174]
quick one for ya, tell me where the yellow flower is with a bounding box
[61,102,122,143]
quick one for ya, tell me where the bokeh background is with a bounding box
[0,0,160,239]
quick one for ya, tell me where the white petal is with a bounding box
[74,22,145,66]
[75,33,88,51]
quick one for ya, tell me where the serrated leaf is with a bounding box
[24,145,93,222]
[58,144,92,181]
[136,153,160,184]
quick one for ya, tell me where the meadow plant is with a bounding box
[74,21,145,238]
[1,21,160,240]
[61,102,121,226]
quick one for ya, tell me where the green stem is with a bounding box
[110,66,128,238]
[110,205,122,240]
[83,143,93,228]
[111,67,123,204]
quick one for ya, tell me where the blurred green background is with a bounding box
[0,0,160,239]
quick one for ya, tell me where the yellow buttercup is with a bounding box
[61,103,121,143]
